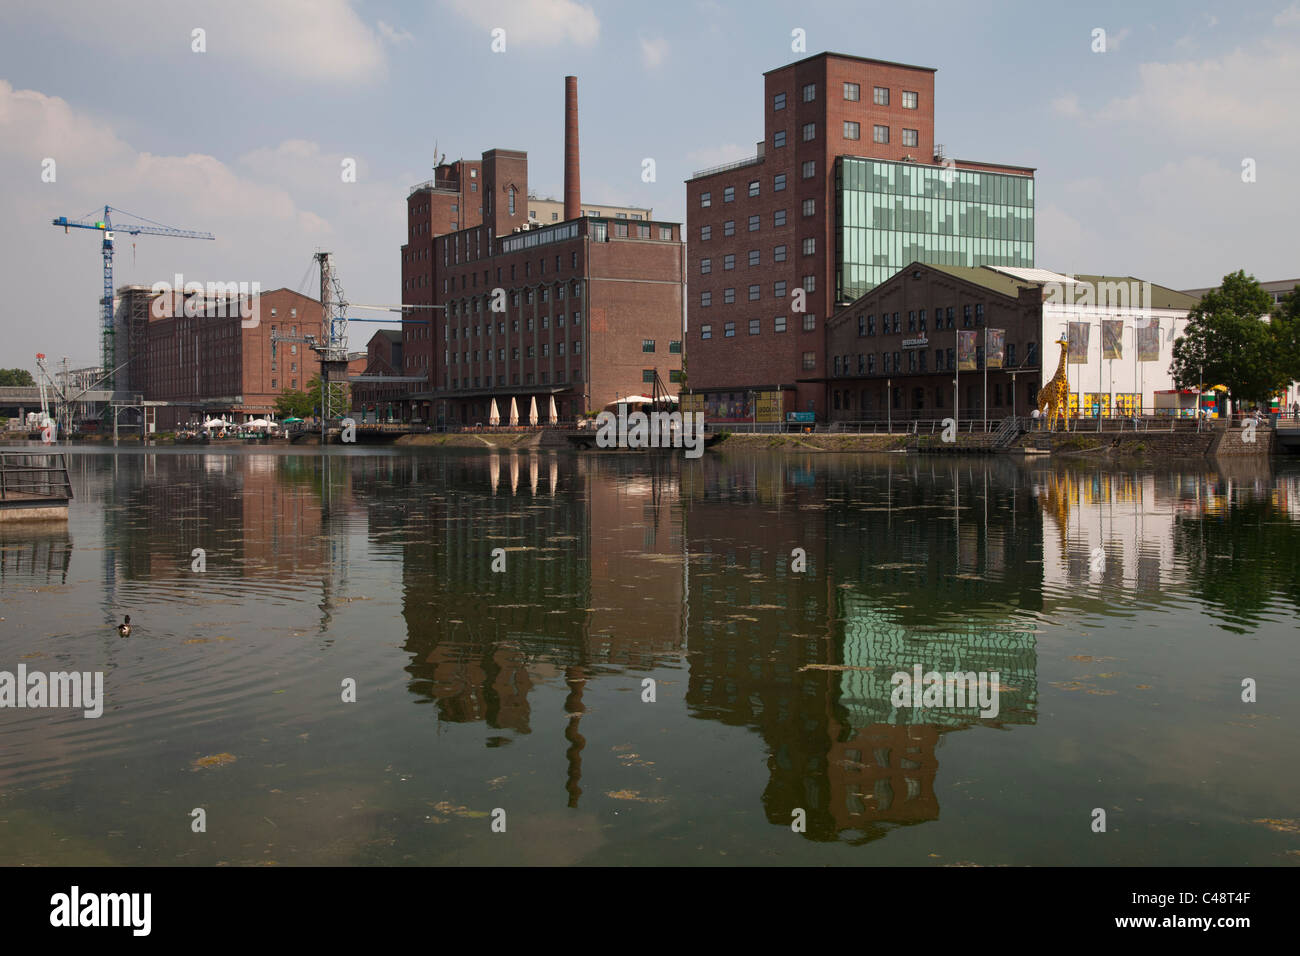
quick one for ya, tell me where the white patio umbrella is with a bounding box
[548,395,558,424]
[509,397,519,426]
[203,418,228,428]
[246,418,271,428]
[488,398,501,426]
[528,396,538,426]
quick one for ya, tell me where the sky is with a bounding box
[1,0,1297,373]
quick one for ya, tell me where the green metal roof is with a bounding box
[925,263,1038,299]
[1069,274,1202,311]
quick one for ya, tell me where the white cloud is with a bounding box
[1095,35,1300,148]
[1039,156,1298,287]
[440,0,599,47]
[0,80,403,369]
[5,0,387,84]
[1276,2,1300,27]
[377,20,415,45]
[640,35,669,68]
[1050,94,1082,118]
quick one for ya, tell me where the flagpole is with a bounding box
[954,325,959,432]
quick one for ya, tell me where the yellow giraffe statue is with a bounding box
[1036,338,1071,432]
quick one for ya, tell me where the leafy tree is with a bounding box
[274,387,313,419]
[0,368,35,387]
[1270,284,1300,387]
[1172,271,1289,406]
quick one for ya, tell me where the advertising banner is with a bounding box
[957,331,978,371]
[1068,322,1090,362]
[1102,319,1124,360]
[986,329,1005,368]
[1136,319,1160,362]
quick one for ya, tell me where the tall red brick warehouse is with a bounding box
[398,75,685,426]
[685,52,1035,424]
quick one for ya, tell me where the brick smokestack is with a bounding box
[564,75,581,221]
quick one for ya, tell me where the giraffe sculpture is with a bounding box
[1036,338,1071,432]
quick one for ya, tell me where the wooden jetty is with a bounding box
[0,453,73,522]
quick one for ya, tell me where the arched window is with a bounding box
[508,186,516,216]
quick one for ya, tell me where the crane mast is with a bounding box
[50,205,214,391]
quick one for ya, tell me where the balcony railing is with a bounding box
[690,154,763,179]
[408,179,460,197]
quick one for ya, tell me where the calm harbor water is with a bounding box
[1,445,1298,866]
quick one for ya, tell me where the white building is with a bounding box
[990,267,1200,417]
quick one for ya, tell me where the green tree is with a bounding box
[274,387,313,419]
[1270,284,1300,387]
[0,368,35,387]
[1172,271,1288,406]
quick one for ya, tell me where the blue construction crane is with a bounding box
[51,205,215,388]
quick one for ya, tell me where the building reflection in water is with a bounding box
[681,455,1043,842]
[80,448,1300,837]
[391,452,684,808]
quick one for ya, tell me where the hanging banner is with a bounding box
[1136,318,1160,362]
[1102,319,1124,360]
[1067,322,1091,362]
[957,331,978,371]
[986,329,1005,368]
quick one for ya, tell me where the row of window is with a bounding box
[831,341,1038,376]
[699,162,817,207]
[447,340,583,363]
[605,222,673,240]
[771,120,918,147]
[700,241,815,273]
[831,382,1036,413]
[439,282,584,317]
[641,340,684,353]
[426,258,585,294]
[773,83,920,110]
[447,312,582,337]
[531,209,646,222]
[699,199,817,240]
[699,314,816,338]
[855,304,986,336]
[450,369,579,389]
[699,275,816,306]
[448,367,681,389]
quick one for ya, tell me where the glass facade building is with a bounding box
[836,157,1035,303]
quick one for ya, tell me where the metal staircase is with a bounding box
[992,415,1023,450]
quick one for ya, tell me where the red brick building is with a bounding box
[399,79,685,426]
[685,52,1035,423]
[124,285,323,429]
[350,328,410,419]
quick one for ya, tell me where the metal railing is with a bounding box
[691,154,763,179]
[0,453,73,502]
[408,179,459,196]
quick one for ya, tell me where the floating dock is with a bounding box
[0,453,73,521]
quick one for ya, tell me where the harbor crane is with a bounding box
[51,205,215,388]
[272,252,440,440]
